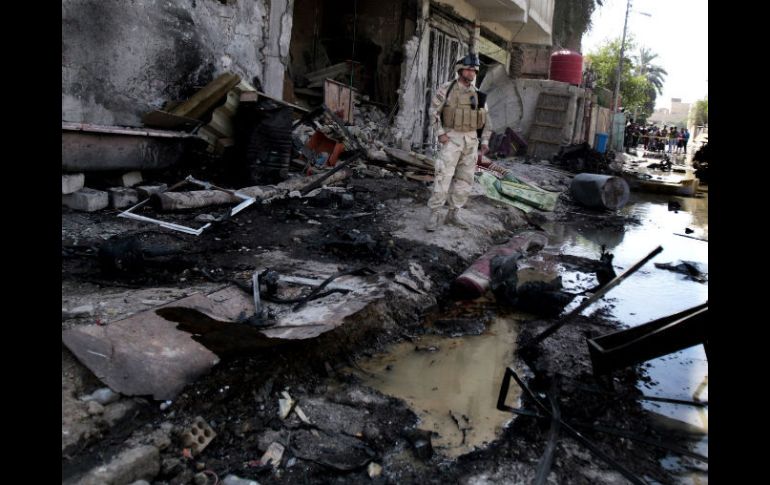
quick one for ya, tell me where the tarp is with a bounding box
[477,171,560,212]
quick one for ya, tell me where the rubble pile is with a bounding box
[552,143,616,174]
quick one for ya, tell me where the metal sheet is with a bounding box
[62,287,255,400]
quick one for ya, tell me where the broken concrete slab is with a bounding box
[290,429,373,471]
[62,287,254,400]
[62,187,109,212]
[74,444,160,485]
[260,442,285,467]
[107,171,143,187]
[136,184,168,198]
[108,187,140,209]
[297,397,370,436]
[63,173,85,194]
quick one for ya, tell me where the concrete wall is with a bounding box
[480,64,586,144]
[62,0,293,127]
[392,1,431,150]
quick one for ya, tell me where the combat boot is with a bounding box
[425,209,444,232]
[446,208,470,229]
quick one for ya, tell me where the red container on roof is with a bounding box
[550,50,583,85]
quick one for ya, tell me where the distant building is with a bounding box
[648,98,691,126]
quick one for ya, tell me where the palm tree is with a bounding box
[635,47,667,94]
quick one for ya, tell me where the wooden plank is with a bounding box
[141,110,201,130]
[324,79,356,124]
[170,72,241,120]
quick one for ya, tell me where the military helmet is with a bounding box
[455,53,480,72]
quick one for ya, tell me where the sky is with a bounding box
[581,0,708,109]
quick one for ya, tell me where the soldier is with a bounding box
[425,53,492,231]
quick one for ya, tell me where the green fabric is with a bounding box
[476,171,534,213]
[476,171,560,212]
[494,179,559,212]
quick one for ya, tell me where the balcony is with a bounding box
[438,0,554,45]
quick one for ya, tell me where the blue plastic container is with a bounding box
[595,132,609,153]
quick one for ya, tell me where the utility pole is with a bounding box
[609,0,632,150]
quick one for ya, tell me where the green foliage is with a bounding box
[694,98,708,125]
[586,37,662,119]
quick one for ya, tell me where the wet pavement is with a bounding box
[350,189,708,481]
[347,315,522,457]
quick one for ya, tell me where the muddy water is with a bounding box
[348,316,521,457]
[544,191,709,484]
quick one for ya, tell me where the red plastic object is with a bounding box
[550,50,583,85]
[451,232,548,299]
[305,131,345,167]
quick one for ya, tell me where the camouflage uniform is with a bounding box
[427,79,492,214]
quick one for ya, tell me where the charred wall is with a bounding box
[62,0,289,127]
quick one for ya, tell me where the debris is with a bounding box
[383,146,434,172]
[86,400,105,415]
[81,387,120,405]
[673,232,708,242]
[181,417,217,455]
[487,127,528,157]
[260,442,285,467]
[136,184,169,198]
[222,475,260,485]
[552,143,615,174]
[412,437,433,461]
[496,367,646,485]
[654,260,708,282]
[525,246,663,349]
[367,462,382,478]
[305,130,346,167]
[685,227,694,234]
[489,254,521,304]
[62,187,109,212]
[193,472,211,485]
[107,171,143,188]
[74,444,160,485]
[294,405,312,425]
[452,232,548,299]
[120,176,255,236]
[62,122,199,172]
[166,72,241,121]
[290,428,374,471]
[62,173,85,194]
[667,200,681,212]
[195,214,218,223]
[587,302,708,374]
[515,281,575,318]
[62,287,271,400]
[569,174,630,210]
[62,304,95,320]
[278,392,296,419]
[108,187,140,209]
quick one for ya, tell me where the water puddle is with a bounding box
[347,316,521,457]
[543,191,709,483]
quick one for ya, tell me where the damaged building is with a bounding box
[62,1,708,484]
[63,0,620,168]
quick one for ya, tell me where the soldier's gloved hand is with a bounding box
[438,134,449,144]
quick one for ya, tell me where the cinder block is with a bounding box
[136,184,168,198]
[107,171,143,187]
[181,417,217,455]
[62,173,85,194]
[62,187,109,212]
[108,187,140,209]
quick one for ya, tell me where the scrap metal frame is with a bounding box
[118,175,256,236]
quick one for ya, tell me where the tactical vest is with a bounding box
[441,82,487,132]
